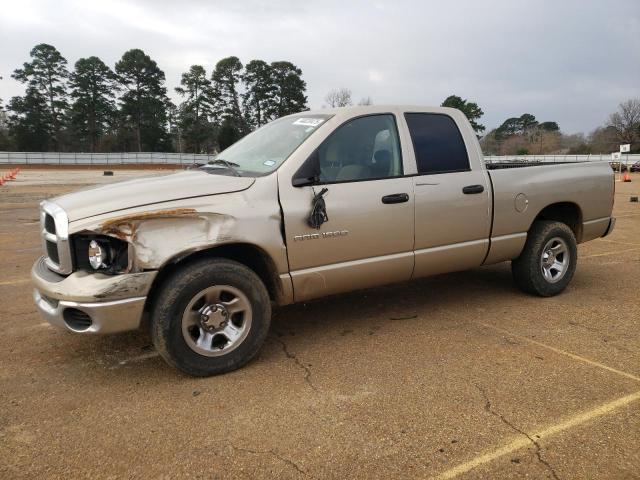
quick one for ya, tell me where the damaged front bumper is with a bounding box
[31,256,157,334]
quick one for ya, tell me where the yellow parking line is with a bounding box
[116,351,160,366]
[0,279,30,286]
[434,390,640,479]
[478,322,640,382]
[582,247,640,258]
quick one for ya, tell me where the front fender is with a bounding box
[66,177,289,276]
[96,208,237,270]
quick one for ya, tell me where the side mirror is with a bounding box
[292,150,321,187]
[292,175,318,187]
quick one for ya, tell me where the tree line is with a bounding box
[1,46,638,156]
[438,94,639,155]
[480,99,640,155]
[0,44,308,153]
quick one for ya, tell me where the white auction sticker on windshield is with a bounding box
[263,160,276,166]
[293,118,324,127]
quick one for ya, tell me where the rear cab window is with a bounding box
[404,113,470,175]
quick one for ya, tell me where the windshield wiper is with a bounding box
[206,159,241,177]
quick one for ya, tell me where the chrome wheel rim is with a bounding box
[540,237,569,284]
[181,285,252,357]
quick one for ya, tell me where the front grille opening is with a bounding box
[63,308,92,331]
[44,214,56,234]
[46,241,60,264]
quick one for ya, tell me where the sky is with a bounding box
[0,0,639,134]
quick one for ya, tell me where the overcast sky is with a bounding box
[1,0,638,134]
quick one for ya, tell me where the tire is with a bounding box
[151,258,271,376]
[511,220,577,297]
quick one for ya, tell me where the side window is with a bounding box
[315,114,403,183]
[404,113,470,175]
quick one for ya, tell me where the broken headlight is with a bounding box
[88,240,107,269]
[72,235,129,273]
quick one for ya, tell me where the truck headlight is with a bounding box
[88,240,108,269]
[72,235,129,273]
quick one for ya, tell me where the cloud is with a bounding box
[1,0,639,133]
[367,70,384,84]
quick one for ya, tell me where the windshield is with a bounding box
[202,114,332,176]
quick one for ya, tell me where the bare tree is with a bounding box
[588,126,619,153]
[358,96,373,106]
[325,88,352,108]
[608,98,640,145]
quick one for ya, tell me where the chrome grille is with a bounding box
[44,213,56,234]
[46,240,60,263]
[40,201,73,275]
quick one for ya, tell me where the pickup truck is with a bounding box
[32,106,616,376]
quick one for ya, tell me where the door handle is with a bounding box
[462,184,485,194]
[382,193,409,204]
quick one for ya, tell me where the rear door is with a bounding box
[279,113,415,302]
[403,112,491,277]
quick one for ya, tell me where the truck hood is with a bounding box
[53,170,255,222]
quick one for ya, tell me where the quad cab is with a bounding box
[32,106,616,375]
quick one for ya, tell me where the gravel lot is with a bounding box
[1,169,639,479]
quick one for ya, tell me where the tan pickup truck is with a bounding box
[32,106,616,376]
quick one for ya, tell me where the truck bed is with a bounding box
[485,160,589,170]
[486,160,614,239]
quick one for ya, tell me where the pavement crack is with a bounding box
[230,444,311,477]
[474,383,560,480]
[272,334,317,392]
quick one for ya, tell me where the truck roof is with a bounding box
[295,105,461,117]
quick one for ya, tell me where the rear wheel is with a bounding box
[511,220,577,297]
[151,258,271,376]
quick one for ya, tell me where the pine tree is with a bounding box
[175,65,214,152]
[11,44,69,150]
[68,56,118,151]
[7,88,51,151]
[211,56,247,147]
[166,101,182,153]
[242,60,275,129]
[115,49,170,151]
[441,95,485,133]
[269,61,307,119]
[210,56,247,148]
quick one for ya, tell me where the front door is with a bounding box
[279,114,415,302]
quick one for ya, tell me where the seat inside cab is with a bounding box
[317,115,402,182]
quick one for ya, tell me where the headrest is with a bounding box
[374,149,392,164]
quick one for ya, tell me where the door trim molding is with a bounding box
[414,238,488,256]
[290,250,413,276]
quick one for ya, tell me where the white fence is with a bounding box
[0,151,638,166]
[484,154,639,164]
[0,152,215,165]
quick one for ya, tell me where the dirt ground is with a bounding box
[1,169,639,479]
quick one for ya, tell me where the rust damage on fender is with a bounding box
[99,208,198,240]
[96,208,236,270]
[100,208,198,227]
[98,208,199,242]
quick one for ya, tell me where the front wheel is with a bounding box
[151,258,271,376]
[511,220,577,297]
